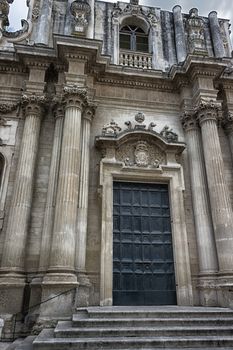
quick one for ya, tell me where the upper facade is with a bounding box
[0,0,232,71]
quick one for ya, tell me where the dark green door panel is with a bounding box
[113,182,176,306]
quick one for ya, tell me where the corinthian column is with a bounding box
[47,85,87,276]
[181,112,218,305]
[0,94,44,313]
[1,94,45,273]
[41,86,86,317]
[196,100,233,274]
[38,103,64,273]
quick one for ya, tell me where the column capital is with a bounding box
[21,93,46,118]
[52,96,65,120]
[63,84,87,109]
[83,101,97,122]
[223,112,233,135]
[195,99,222,126]
[181,110,198,132]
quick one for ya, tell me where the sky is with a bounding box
[8,0,233,36]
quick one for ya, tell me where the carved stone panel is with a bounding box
[116,140,165,168]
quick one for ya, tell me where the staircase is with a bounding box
[31,306,233,349]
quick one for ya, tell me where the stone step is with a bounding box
[78,306,233,319]
[54,320,233,338]
[33,329,233,349]
[72,315,233,327]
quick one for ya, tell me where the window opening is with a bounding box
[120,25,148,52]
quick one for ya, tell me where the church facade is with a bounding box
[0,0,233,335]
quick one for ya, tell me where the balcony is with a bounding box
[119,50,152,69]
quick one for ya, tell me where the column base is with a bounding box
[39,273,78,319]
[75,272,92,307]
[216,273,233,308]
[197,274,218,307]
[0,273,25,314]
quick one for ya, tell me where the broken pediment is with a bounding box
[95,112,186,167]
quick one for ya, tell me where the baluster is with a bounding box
[148,56,152,69]
[138,55,143,68]
[120,53,124,66]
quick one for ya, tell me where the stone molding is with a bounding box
[21,94,46,117]
[63,85,87,109]
[97,77,174,92]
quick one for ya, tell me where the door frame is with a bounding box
[99,159,193,306]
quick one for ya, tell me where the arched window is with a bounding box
[120,25,148,52]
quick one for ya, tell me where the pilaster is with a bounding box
[75,102,96,307]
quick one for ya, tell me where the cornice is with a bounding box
[170,55,231,83]
[96,76,174,92]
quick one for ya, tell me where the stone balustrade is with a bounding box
[119,51,152,69]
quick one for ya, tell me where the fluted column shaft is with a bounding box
[38,105,64,273]
[182,114,218,274]
[197,102,233,273]
[48,87,87,273]
[1,95,44,272]
[76,106,95,273]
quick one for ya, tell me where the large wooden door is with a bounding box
[113,182,176,305]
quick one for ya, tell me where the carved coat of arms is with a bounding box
[134,141,149,167]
